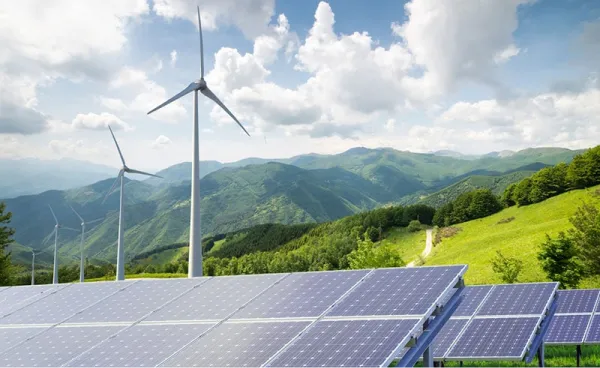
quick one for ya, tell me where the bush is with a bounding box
[348,238,405,269]
[491,250,523,283]
[568,202,600,275]
[365,226,380,242]
[538,232,585,289]
[407,220,422,233]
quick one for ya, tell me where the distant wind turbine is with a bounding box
[29,248,45,285]
[104,125,162,281]
[47,205,79,284]
[70,205,104,283]
[147,6,251,278]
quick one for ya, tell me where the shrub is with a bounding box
[407,220,422,233]
[491,250,523,283]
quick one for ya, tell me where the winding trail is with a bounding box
[406,228,433,267]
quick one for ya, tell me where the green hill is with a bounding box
[426,185,600,285]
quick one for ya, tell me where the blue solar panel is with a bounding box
[477,283,556,316]
[446,317,540,359]
[546,315,590,345]
[0,284,67,317]
[453,286,493,317]
[160,321,310,367]
[268,319,421,367]
[0,325,123,367]
[327,266,466,317]
[65,279,204,324]
[0,282,128,325]
[146,274,283,322]
[233,270,368,319]
[67,323,215,367]
[0,327,49,355]
[585,315,600,343]
[556,289,599,314]
[431,319,469,359]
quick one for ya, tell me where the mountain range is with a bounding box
[2,146,584,266]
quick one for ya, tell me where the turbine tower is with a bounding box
[47,205,78,284]
[70,205,103,283]
[104,125,162,281]
[30,248,44,285]
[147,6,250,278]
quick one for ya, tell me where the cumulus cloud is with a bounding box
[170,50,178,67]
[71,112,132,131]
[384,119,395,132]
[151,135,172,149]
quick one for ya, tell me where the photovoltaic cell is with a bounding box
[233,270,368,319]
[0,327,49,355]
[327,266,465,317]
[430,319,469,359]
[65,278,204,324]
[268,319,421,367]
[160,321,310,367]
[146,274,283,322]
[545,315,590,345]
[556,289,599,314]
[0,281,129,325]
[446,317,539,359]
[477,283,556,316]
[0,284,67,317]
[452,286,493,317]
[0,325,123,367]
[67,323,215,367]
[585,315,600,343]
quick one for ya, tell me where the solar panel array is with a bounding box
[424,283,558,361]
[546,289,600,345]
[0,265,466,367]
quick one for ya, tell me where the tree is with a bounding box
[538,232,585,288]
[501,183,517,207]
[407,220,421,233]
[0,202,15,286]
[490,250,523,283]
[348,238,405,269]
[365,226,379,242]
[568,202,600,275]
[567,146,600,189]
[513,178,533,206]
[467,189,503,219]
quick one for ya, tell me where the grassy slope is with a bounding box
[426,185,600,285]
[380,228,427,264]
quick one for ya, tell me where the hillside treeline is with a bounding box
[433,189,503,227]
[502,145,600,207]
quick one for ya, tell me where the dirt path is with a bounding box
[406,228,433,267]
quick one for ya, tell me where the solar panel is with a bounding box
[585,315,600,343]
[556,289,599,314]
[477,283,556,316]
[0,325,123,367]
[446,317,540,360]
[545,315,590,345]
[430,319,469,359]
[0,284,67,317]
[67,323,215,367]
[0,281,130,325]
[64,279,205,324]
[452,286,493,317]
[0,326,49,355]
[327,266,465,317]
[232,270,368,319]
[146,274,284,322]
[160,321,310,367]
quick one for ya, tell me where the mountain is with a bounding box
[3,145,585,265]
[0,158,116,199]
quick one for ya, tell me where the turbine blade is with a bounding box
[48,205,58,224]
[201,87,251,136]
[88,217,104,225]
[126,168,163,178]
[61,226,80,232]
[103,170,123,204]
[69,205,84,223]
[42,228,56,245]
[197,6,204,79]
[147,82,198,115]
[108,125,127,167]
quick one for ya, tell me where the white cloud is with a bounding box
[384,118,395,132]
[170,50,178,67]
[151,135,172,149]
[152,0,275,39]
[494,44,521,64]
[71,112,132,131]
[99,97,129,112]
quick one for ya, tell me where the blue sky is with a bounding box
[1,0,599,172]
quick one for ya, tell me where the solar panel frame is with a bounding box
[545,314,591,345]
[555,289,600,314]
[0,284,69,318]
[0,326,51,355]
[544,288,600,346]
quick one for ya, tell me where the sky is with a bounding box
[1,0,599,172]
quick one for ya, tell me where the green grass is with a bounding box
[380,227,427,264]
[431,346,600,367]
[426,185,600,285]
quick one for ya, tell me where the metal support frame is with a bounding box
[423,319,433,367]
[397,284,465,367]
[525,296,558,365]
[537,343,545,367]
[576,345,581,367]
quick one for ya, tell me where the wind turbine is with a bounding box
[104,125,162,281]
[70,205,103,283]
[48,205,79,284]
[30,248,45,285]
[147,6,251,278]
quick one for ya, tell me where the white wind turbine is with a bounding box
[147,6,251,278]
[70,205,104,283]
[47,205,79,284]
[29,248,45,285]
[104,125,162,281]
